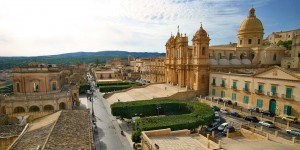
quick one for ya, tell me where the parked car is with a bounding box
[244,116,259,123]
[206,122,220,132]
[220,108,229,114]
[286,129,300,136]
[282,115,298,123]
[218,123,228,131]
[261,111,275,117]
[222,126,235,135]
[258,121,275,128]
[214,98,223,103]
[211,106,220,111]
[224,99,232,105]
[247,107,260,112]
[214,112,221,122]
[230,112,241,118]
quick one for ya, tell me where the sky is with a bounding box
[0,0,299,56]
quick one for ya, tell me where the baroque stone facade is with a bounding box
[0,64,80,115]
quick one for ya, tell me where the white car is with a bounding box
[214,112,221,122]
[220,108,229,114]
[258,121,275,128]
[286,129,300,136]
[217,123,228,131]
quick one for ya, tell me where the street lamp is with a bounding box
[156,104,161,116]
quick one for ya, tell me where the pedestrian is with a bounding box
[165,87,167,90]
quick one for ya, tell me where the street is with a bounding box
[87,70,132,150]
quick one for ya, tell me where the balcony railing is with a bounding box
[255,89,264,95]
[243,88,250,93]
[267,91,277,97]
[281,94,294,100]
[221,84,226,88]
[231,86,237,90]
[211,83,216,86]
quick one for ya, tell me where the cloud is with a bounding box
[0,0,272,56]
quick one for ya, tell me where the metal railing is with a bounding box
[255,89,264,95]
[267,91,277,97]
[231,86,237,90]
[281,94,294,100]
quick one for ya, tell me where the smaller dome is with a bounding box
[219,59,230,66]
[195,24,208,37]
[209,59,218,66]
[230,59,242,65]
[241,59,252,65]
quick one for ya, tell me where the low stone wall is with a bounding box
[8,111,55,124]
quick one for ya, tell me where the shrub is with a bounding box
[79,83,90,94]
[111,99,214,143]
[131,130,141,143]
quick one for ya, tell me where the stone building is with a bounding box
[144,57,165,83]
[208,8,285,66]
[267,28,300,44]
[209,66,300,121]
[0,63,80,114]
[93,66,121,82]
[165,7,288,96]
[165,24,210,95]
[106,57,128,67]
[281,34,300,69]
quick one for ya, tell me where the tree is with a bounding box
[277,40,292,50]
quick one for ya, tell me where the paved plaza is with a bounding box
[106,84,187,105]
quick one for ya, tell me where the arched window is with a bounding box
[229,53,233,60]
[29,106,40,112]
[273,54,277,61]
[16,82,21,92]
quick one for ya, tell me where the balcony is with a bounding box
[243,88,250,93]
[211,82,216,86]
[231,86,237,90]
[281,94,294,100]
[255,89,264,95]
[267,91,277,98]
[221,84,226,88]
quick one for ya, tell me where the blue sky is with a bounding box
[0,0,299,56]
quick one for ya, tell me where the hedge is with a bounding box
[98,82,142,92]
[79,83,90,94]
[111,99,214,143]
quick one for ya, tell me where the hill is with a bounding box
[0,51,165,70]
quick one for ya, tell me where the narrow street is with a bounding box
[87,72,132,150]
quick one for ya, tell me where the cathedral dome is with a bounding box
[195,24,208,37]
[238,8,264,35]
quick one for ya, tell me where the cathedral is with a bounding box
[165,7,287,96]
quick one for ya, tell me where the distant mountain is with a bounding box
[0,51,165,70]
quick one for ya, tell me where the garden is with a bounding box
[110,99,214,142]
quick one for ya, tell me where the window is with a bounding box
[221,90,225,98]
[221,80,225,87]
[218,53,222,60]
[232,81,237,89]
[212,89,216,96]
[257,99,263,108]
[240,40,242,45]
[284,105,292,115]
[298,53,300,57]
[212,78,216,85]
[273,54,277,61]
[245,83,249,91]
[232,93,236,101]
[33,83,39,92]
[51,82,57,91]
[229,53,233,60]
[248,39,252,44]
[258,39,261,44]
[286,87,293,99]
[258,84,263,93]
[202,47,206,55]
[243,96,249,104]
[16,82,20,92]
[271,85,277,95]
